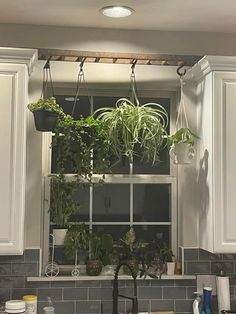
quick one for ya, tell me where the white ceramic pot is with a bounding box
[53,228,68,246]
[169,143,195,164]
[166,262,175,275]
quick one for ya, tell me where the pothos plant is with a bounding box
[168,127,199,147]
[49,174,79,228]
[95,98,168,165]
[52,114,111,181]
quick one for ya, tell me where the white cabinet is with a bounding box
[0,48,37,254]
[191,56,236,253]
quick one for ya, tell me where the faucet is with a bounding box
[112,262,138,314]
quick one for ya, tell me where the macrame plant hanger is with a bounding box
[175,64,189,132]
[71,58,92,118]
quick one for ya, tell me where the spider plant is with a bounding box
[95,98,168,164]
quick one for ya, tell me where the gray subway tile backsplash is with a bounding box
[2,248,236,314]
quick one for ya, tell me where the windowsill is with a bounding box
[27,274,196,282]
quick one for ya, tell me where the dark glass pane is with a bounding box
[133,184,171,222]
[93,225,129,241]
[55,95,91,118]
[70,185,90,222]
[93,184,130,221]
[133,225,171,246]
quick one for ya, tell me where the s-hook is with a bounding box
[177,62,186,77]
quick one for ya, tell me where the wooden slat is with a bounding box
[38,48,202,67]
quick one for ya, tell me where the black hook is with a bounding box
[177,63,186,77]
[131,59,137,71]
[43,57,51,70]
[80,57,86,70]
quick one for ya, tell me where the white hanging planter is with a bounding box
[53,228,68,246]
[169,71,198,165]
[169,142,195,165]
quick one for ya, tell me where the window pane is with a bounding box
[55,95,91,118]
[133,184,171,222]
[70,185,90,222]
[134,225,171,246]
[93,184,130,221]
[93,225,129,241]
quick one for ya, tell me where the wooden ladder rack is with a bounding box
[38,48,202,67]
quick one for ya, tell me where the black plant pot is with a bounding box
[32,109,59,132]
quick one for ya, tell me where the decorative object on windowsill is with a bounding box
[64,223,89,276]
[168,64,199,164]
[115,227,148,276]
[52,59,111,181]
[27,60,65,132]
[160,242,175,275]
[95,60,168,165]
[86,233,114,276]
[45,234,59,277]
[49,174,79,245]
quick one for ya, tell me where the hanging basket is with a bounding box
[169,143,195,164]
[33,109,59,132]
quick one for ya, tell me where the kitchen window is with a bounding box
[42,92,177,269]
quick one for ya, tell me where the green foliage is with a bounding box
[168,127,199,147]
[27,97,65,116]
[115,227,148,261]
[52,115,111,181]
[90,233,114,265]
[49,174,79,228]
[64,224,90,258]
[95,98,168,164]
[160,242,175,262]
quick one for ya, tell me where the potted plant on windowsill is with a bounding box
[160,242,175,275]
[49,174,79,246]
[86,233,114,276]
[168,127,199,164]
[115,227,148,276]
[95,98,168,165]
[28,97,65,132]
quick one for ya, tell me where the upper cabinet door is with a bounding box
[191,56,236,253]
[0,48,37,255]
[214,71,236,252]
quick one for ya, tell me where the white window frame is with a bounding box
[41,88,178,270]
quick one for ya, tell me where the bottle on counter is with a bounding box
[203,287,213,314]
[5,300,26,314]
[22,295,37,314]
[193,292,202,314]
[42,297,55,314]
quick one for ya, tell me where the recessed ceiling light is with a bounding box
[65,97,80,102]
[100,5,134,18]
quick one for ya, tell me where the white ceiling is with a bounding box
[1,0,236,33]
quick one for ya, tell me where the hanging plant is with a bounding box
[95,97,168,165]
[28,60,65,132]
[168,67,199,164]
[52,114,111,180]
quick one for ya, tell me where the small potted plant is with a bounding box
[49,175,79,246]
[28,97,65,132]
[168,127,199,164]
[64,224,90,258]
[86,233,114,276]
[95,98,168,164]
[160,242,175,275]
[115,227,148,276]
